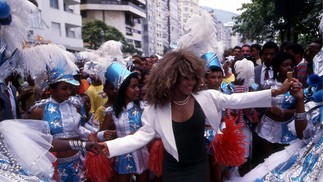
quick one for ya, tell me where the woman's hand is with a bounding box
[273,78,298,96]
[98,142,109,156]
[86,141,104,155]
[289,81,304,100]
[88,132,98,142]
[281,78,298,93]
[103,130,117,140]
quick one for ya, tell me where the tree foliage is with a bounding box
[233,0,322,45]
[82,19,141,54]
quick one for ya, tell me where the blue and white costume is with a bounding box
[231,46,323,182]
[32,96,92,181]
[260,103,323,181]
[106,101,149,175]
[234,93,323,182]
[256,80,298,144]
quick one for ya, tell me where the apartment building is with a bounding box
[80,0,146,52]
[178,0,202,36]
[29,0,84,51]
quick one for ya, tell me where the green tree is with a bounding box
[233,0,322,45]
[82,19,142,54]
[82,19,110,49]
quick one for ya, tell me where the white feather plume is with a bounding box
[234,58,255,87]
[96,57,114,84]
[97,40,126,65]
[21,44,79,87]
[75,51,99,64]
[0,0,37,56]
[177,10,218,57]
[93,40,126,83]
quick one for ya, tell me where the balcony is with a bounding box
[126,27,133,36]
[80,0,146,18]
[64,0,80,5]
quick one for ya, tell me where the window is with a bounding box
[134,18,141,24]
[135,41,141,48]
[126,27,133,36]
[81,10,87,18]
[64,4,74,13]
[143,35,148,41]
[133,29,141,34]
[50,0,59,9]
[51,22,61,36]
[66,27,75,38]
[30,9,42,28]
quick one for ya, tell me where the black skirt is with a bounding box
[162,150,208,182]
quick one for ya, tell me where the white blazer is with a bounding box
[106,89,272,161]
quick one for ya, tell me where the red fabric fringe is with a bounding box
[148,139,164,177]
[84,152,114,182]
[211,117,246,166]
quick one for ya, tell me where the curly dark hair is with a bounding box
[272,52,296,79]
[145,49,205,107]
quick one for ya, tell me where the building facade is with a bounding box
[224,22,241,49]
[178,0,201,36]
[168,0,180,51]
[80,0,146,52]
[142,0,180,56]
[30,0,84,51]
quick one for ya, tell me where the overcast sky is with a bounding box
[199,0,251,14]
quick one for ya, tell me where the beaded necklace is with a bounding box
[173,95,191,106]
[0,134,21,174]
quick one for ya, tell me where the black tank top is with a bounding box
[165,100,206,164]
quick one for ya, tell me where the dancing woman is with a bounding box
[99,49,294,182]
[22,44,101,182]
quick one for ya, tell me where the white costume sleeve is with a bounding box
[216,89,272,109]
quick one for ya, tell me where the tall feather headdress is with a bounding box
[21,44,79,89]
[177,10,218,58]
[75,51,99,66]
[93,40,133,88]
[0,0,37,84]
[234,58,255,87]
[0,0,36,56]
[97,40,126,65]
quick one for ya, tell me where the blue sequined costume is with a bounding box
[239,100,323,182]
[256,80,298,144]
[229,46,323,182]
[106,101,149,175]
[32,96,92,182]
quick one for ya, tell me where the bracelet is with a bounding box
[82,141,86,151]
[69,140,86,151]
[295,112,306,120]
